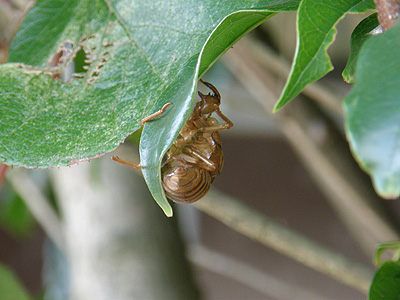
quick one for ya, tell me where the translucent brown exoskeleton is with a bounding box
[112,79,233,203]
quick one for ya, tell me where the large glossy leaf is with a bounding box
[0,0,300,216]
[273,0,375,111]
[344,20,400,199]
[369,261,400,300]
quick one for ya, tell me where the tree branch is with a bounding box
[195,189,374,293]
[6,170,65,251]
[188,243,336,300]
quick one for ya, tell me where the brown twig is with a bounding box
[187,243,333,300]
[195,189,374,293]
[374,0,400,30]
[0,163,8,187]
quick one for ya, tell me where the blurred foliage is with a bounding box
[0,182,34,237]
[0,262,32,300]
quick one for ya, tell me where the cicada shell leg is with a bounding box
[111,156,141,169]
[176,148,216,172]
[198,114,233,133]
[215,108,233,129]
[112,103,172,168]
[141,102,172,125]
[190,153,215,171]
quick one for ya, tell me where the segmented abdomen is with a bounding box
[161,161,211,204]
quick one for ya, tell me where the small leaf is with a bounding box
[273,0,375,111]
[344,20,400,199]
[374,242,400,266]
[0,263,31,300]
[342,13,380,83]
[369,261,400,300]
[140,56,198,217]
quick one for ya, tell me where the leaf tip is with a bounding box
[272,102,281,113]
[272,93,288,113]
[163,205,174,217]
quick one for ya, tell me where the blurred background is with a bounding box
[2,1,400,299]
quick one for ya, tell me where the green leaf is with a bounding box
[0,184,34,237]
[374,242,400,266]
[342,13,380,83]
[344,20,400,199]
[0,262,31,300]
[369,261,400,300]
[1,0,299,216]
[8,0,81,66]
[273,0,375,111]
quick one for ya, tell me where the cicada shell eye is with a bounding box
[207,117,219,126]
[161,162,211,204]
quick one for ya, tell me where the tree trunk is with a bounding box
[51,156,199,300]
